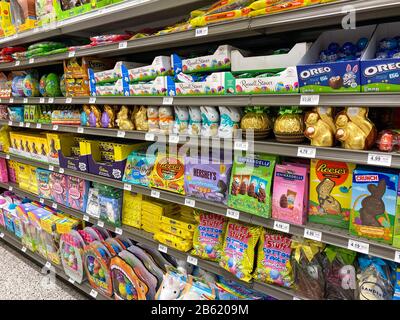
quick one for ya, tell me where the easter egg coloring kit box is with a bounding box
[350,167,399,244]
[272,163,309,226]
[228,153,277,218]
[232,43,310,94]
[297,25,376,93]
[361,21,400,92]
[308,159,355,229]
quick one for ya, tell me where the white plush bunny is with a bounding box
[173,106,189,135]
[157,274,186,300]
[218,106,241,138]
[188,106,202,136]
[200,106,220,137]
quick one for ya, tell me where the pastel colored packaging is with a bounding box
[66,176,89,212]
[49,172,67,205]
[228,153,276,218]
[192,212,228,261]
[36,168,51,199]
[308,159,355,229]
[272,163,309,225]
[253,229,293,288]
[184,156,232,204]
[219,221,262,282]
[350,167,399,244]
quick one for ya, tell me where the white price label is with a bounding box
[36,123,42,129]
[118,41,128,49]
[195,27,209,37]
[395,251,400,263]
[0,232,4,238]
[187,255,198,266]
[234,141,249,151]
[19,122,24,127]
[68,278,75,284]
[90,289,98,298]
[8,121,12,126]
[348,239,369,254]
[8,186,13,191]
[59,168,64,174]
[300,95,320,106]
[45,261,51,269]
[48,165,54,171]
[25,122,30,128]
[117,130,126,138]
[9,98,14,103]
[29,58,34,64]
[23,98,28,103]
[293,297,301,300]
[89,97,96,104]
[15,61,20,66]
[367,153,392,167]
[158,244,168,253]
[184,198,195,208]
[124,183,132,191]
[39,198,45,204]
[97,220,104,228]
[52,125,58,131]
[66,98,72,104]
[169,135,179,144]
[5,154,10,160]
[273,220,290,233]
[115,227,123,235]
[68,51,76,58]
[145,133,155,141]
[83,215,90,222]
[226,208,240,220]
[52,202,58,209]
[151,190,160,198]
[21,246,27,253]
[304,228,322,241]
[39,98,45,103]
[77,127,84,134]
[48,98,54,103]
[163,97,174,105]
[297,147,316,159]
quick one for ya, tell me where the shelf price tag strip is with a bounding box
[304,228,322,242]
[158,244,168,253]
[273,220,290,233]
[297,147,316,159]
[367,153,392,167]
[226,209,240,220]
[300,95,320,106]
[348,239,369,254]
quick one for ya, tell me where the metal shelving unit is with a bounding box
[0,228,111,300]
[0,181,303,300]
[1,152,400,265]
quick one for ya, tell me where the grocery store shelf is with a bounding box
[0,228,111,300]
[1,0,400,71]
[1,152,400,265]
[1,93,400,107]
[0,181,302,300]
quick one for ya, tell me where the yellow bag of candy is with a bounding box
[122,191,142,229]
[248,0,317,17]
[192,211,228,262]
[253,229,294,287]
[219,221,262,282]
[248,0,284,10]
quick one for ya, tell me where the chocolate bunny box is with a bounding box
[350,167,399,244]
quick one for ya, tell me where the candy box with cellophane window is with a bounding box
[175,72,235,95]
[350,167,399,244]
[297,25,376,93]
[60,230,86,284]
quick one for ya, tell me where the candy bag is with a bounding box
[322,245,357,300]
[253,229,293,288]
[192,211,228,262]
[291,237,325,299]
[219,221,262,282]
[357,255,396,300]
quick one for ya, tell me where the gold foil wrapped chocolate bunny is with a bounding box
[304,107,336,147]
[132,105,149,131]
[116,105,134,130]
[274,107,305,143]
[335,107,377,150]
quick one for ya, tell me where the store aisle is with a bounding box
[0,242,86,300]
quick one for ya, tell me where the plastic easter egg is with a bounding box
[126,283,133,296]
[328,42,340,53]
[45,73,61,97]
[342,42,356,55]
[379,38,398,50]
[23,74,40,97]
[39,75,47,96]
[98,268,105,279]
[119,283,127,297]
[60,74,66,97]
[357,37,369,51]
[319,50,328,62]
[270,269,280,280]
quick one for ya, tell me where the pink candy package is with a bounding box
[66,176,89,212]
[0,158,8,183]
[272,163,309,225]
[49,173,67,206]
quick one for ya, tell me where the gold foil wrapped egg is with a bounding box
[240,112,271,131]
[274,113,305,143]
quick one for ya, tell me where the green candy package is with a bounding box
[228,153,277,218]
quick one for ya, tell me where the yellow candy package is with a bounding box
[122,191,143,229]
[219,221,262,282]
[248,0,284,10]
[192,212,227,262]
[253,229,294,287]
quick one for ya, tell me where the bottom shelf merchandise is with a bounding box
[1,187,400,300]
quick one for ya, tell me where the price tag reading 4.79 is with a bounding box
[297,147,316,159]
[348,239,369,254]
[367,153,392,167]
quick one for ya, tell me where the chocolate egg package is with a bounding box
[290,237,325,299]
[60,230,87,284]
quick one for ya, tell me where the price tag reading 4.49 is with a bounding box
[367,153,392,167]
[273,220,290,233]
[297,147,316,159]
[348,239,369,254]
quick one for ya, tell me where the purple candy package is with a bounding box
[66,176,90,212]
[49,172,67,206]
